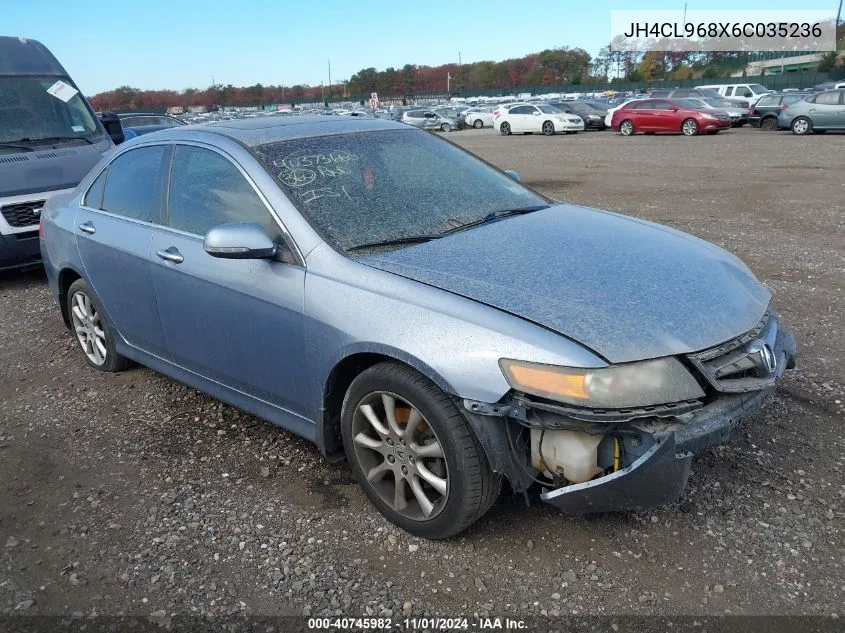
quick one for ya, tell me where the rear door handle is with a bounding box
[78,221,96,234]
[156,247,184,264]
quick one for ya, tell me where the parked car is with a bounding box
[463,108,495,129]
[748,92,813,130]
[494,104,585,135]
[40,116,795,538]
[0,36,119,272]
[117,113,186,142]
[604,98,645,127]
[776,90,845,134]
[549,101,606,129]
[611,98,732,136]
[401,109,459,132]
[696,84,771,107]
[682,98,749,127]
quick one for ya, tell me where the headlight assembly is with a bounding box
[499,358,705,408]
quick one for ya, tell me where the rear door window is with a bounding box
[813,91,842,105]
[84,168,107,209]
[101,146,168,222]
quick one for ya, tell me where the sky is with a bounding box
[4,1,837,95]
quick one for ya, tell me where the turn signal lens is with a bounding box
[503,362,589,401]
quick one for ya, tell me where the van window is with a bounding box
[0,76,101,144]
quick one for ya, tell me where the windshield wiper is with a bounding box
[12,136,94,146]
[346,235,442,253]
[0,142,35,152]
[441,205,550,236]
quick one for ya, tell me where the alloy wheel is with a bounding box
[70,290,107,366]
[542,121,555,135]
[441,123,450,132]
[682,119,698,136]
[473,119,483,129]
[351,392,449,521]
[620,120,633,136]
[792,118,810,135]
[500,122,511,135]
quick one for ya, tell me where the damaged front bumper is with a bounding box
[541,433,692,513]
[465,314,797,515]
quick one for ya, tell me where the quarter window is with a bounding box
[84,168,107,209]
[101,146,167,222]
[167,145,278,238]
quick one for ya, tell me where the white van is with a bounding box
[696,84,771,106]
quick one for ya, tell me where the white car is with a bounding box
[494,104,585,135]
[463,108,495,128]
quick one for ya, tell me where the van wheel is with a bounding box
[791,117,812,135]
[499,122,511,136]
[341,362,500,539]
[67,279,129,372]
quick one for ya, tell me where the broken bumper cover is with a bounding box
[541,434,692,513]
[540,323,796,514]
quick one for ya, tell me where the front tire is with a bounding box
[499,122,511,136]
[682,118,699,136]
[473,119,484,129]
[440,123,451,132]
[791,117,812,135]
[341,362,500,539]
[67,279,129,372]
[619,119,634,136]
[542,120,555,136]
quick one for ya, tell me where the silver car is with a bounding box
[777,89,845,134]
[401,109,459,132]
[40,117,795,539]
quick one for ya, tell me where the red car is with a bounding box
[611,98,732,136]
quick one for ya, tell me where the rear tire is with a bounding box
[67,279,129,373]
[791,117,812,135]
[760,117,777,131]
[619,120,634,136]
[499,122,511,136]
[341,362,500,539]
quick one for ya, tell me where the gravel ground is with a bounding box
[1,127,843,624]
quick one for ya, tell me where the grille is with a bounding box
[687,311,780,393]
[1,200,45,228]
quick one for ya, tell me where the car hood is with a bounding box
[358,205,770,363]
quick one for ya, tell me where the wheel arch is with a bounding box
[57,266,85,328]
[317,346,458,460]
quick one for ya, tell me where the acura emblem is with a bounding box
[748,340,777,374]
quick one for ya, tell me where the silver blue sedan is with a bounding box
[40,117,796,538]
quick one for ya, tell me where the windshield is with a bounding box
[536,105,562,114]
[253,129,548,252]
[0,75,102,145]
[749,85,768,93]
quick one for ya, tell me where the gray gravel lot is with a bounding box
[1,127,843,622]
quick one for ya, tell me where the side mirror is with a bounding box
[203,223,278,260]
[99,111,125,145]
[504,169,521,182]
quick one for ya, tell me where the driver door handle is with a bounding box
[78,221,96,234]
[156,247,184,264]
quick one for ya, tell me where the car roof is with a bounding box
[136,115,410,147]
[0,36,67,76]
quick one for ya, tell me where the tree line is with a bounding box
[89,38,844,112]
